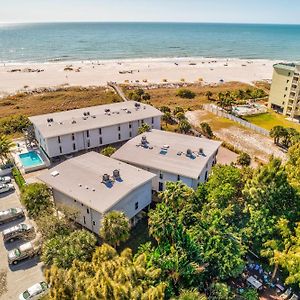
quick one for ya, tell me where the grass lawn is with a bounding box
[244,111,300,131]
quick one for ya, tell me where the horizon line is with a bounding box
[1,21,300,26]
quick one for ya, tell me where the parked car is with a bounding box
[0,183,14,194]
[19,281,49,300]
[0,176,11,183]
[8,241,39,265]
[0,208,24,225]
[2,223,34,242]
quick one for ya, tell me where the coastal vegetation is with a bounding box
[35,141,300,299]
[100,146,116,157]
[20,183,53,219]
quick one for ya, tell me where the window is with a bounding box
[83,216,86,224]
[99,137,103,144]
[288,72,291,76]
[141,119,144,124]
[71,133,75,141]
[118,133,121,140]
[87,208,89,214]
[73,143,76,151]
[152,117,154,124]
[118,125,121,131]
[129,123,132,129]
[159,182,164,192]
[87,140,90,148]
[74,199,76,203]
[205,171,208,181]
[159,172,163,179]
[59,146,62,154]
[287,80,290,83]
[285,87,288,91]
[99,128,102,135]
[129,131,132,138]
[135,202,139,210]
[177,175,180,181]
[86,130,90,138]
[93,221,96,226]
[58,136,61,144]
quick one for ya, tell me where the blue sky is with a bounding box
[1,0,300,24]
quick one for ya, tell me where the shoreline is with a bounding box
[0,57,277,97]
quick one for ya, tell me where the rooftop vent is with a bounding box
[50,170,59,177]
[105,108,111,113]
[47,118,54,123]
[82,116,88,120]
[59,122,63,125]
[135,103,141,108]
[71,120,76,124]
[83,112,90,116]
[199,148,204,155]
[113,169,121,179]
[91,115,96,118]
[78,183,82,187]
[127,110,131,114]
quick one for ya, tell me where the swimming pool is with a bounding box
[19,151,44,168]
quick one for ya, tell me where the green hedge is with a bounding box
[12,167,26,190]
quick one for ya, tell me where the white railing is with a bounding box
[203,104,270,136]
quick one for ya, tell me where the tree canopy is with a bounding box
[21,183,53,219]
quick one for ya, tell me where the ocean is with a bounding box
[0,22,300,63]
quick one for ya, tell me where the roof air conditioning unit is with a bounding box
[186,149,193,156]
[113,169,121,179]
[199,148,204,155]
[102,174,110,183]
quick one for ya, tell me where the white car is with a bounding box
[0,183,14,194]
[19,281,49,300]
[0,176,11,183]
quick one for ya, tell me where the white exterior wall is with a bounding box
[127,151,218,191]
[51,180,152,235]
[35,116,161,158]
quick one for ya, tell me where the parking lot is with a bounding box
[0,182,44,300]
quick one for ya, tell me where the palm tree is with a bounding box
[100,146,116,157]
[99,211,130,248]
[178,120,191,134]
[138,123,151,134]
[270,126,285,145]
[0,135,13,164]
[205,91,213,100]
[162,112,173,127]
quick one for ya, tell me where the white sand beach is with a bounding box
[0,57,277,97]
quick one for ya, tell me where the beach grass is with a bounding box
[0,87,122,118]
[244,111,300,131]
[144,81,252,110]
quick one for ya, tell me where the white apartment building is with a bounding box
[29,101,162,160]
[38,152,156,234]
[112,130,221,191]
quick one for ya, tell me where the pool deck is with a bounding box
[11,139,50,174]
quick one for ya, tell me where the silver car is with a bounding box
[2,223,34,242]
[19,281,49,300]
[8,241,37,265]
[0,176,11,184]
[0,208,24,225]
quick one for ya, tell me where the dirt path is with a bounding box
[186,110,287,163]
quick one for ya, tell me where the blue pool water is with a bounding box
[19,151,43,167]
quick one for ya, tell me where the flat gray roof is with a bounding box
[274,63,298,72]
[38,152,155,213]
[112,130,222,179]
[29,101,162,138]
